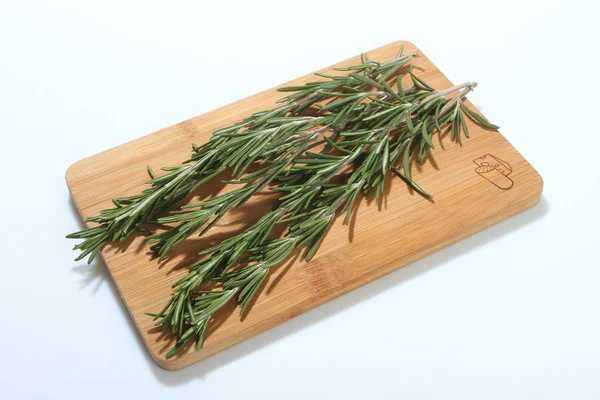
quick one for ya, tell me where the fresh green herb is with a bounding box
[67,48,498,358]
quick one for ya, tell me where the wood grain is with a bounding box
[66,41,543,370]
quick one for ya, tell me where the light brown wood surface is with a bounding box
[66,41,543,370]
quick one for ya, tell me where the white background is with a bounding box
[1,0,598,398]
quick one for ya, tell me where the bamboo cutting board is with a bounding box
[66,41,543,370]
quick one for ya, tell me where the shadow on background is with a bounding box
[69,196,549,385]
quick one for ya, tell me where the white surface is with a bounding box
[0,0,598,398]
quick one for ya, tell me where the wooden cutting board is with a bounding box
[66,41,543,370]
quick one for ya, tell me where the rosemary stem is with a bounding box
[438,83,477,116]
[418,82,474,107]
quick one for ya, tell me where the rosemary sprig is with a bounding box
[67,50,420,263]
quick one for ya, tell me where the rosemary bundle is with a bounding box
[68,47,498,357]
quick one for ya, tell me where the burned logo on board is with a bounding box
[473,154,514,190]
